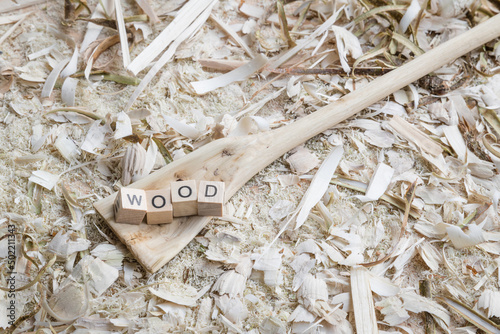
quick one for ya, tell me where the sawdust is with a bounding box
[1,0,500,332]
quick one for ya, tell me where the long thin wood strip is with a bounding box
[351,266,378,334]
[135,0,159,23]
[114,0,130,67]
[388,115,443,156]
[127,0,217,75]
[0,12,30,25]
[191,54,267,94]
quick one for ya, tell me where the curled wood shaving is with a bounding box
[71,70,141,85]
[0,255,56,292]
[198,59,247,72]
[399,0,420,33]
[291,1,310,33]
[41,58,70,98]
[483,133,500,158]
[0,0,46,14]
[127,0,218,75]
[61,77,78,106]
[389,115,443,156]
[262,7,342,76]
[0,13,31,46]
[80,0,114,52]
[480,107,500,136]
[0,12,31,25]
[152,137,173,164]
[390,31,424,56]
[83,34,121,77]
[20,233,40,271]
[353,43,390,70]
[191,54,268,95]
[295,146,344,229]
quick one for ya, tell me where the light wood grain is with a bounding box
[94,14,500,273]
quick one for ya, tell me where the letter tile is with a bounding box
[197,180,224,216]
[171,180,198,217]
[146,189,173,224]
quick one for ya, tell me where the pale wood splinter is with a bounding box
[146,189,173,224]
[198,180,224,217]
[114,188,147,225]
[171,180,198,217]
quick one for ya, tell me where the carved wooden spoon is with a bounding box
[94,14,500,273]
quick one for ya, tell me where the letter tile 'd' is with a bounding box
[146,189,173,224]
[114,188,147,224]
[171,180,198,217]
[197,180,224,216]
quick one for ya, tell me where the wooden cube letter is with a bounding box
[146,189,173,224]
[197,180,224,217]
[171,180,198,217]
[114,188,147,224]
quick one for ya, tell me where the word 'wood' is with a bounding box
[114,181,224,225]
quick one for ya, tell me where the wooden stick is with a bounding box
[94,14,500,273]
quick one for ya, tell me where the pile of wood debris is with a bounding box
[0,0,499,332]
